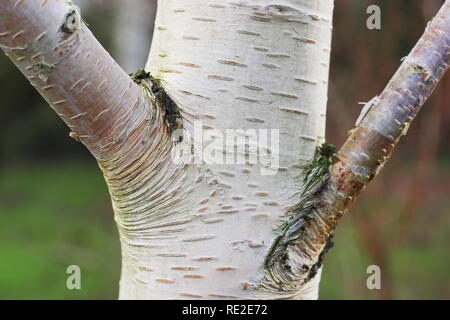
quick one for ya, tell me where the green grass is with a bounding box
[0,162,120,299]
[320,202,450,299]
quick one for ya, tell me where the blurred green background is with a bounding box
[0,0,449,299]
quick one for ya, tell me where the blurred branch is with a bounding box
[114,0,156,73]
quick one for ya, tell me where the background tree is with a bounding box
[0,0,448,300]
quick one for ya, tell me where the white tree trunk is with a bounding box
[114,0,334,300]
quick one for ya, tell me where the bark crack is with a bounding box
[59,2,82,34]
[257,143,337,298]
[130,69,184,143]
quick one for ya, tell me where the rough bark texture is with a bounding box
[116,0,334,300]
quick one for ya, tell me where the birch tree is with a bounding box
[0,0,449,300]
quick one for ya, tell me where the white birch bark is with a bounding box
[114,0,334,300]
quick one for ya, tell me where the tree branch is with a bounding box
[257,0,450,298]
[0,0,151,159]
